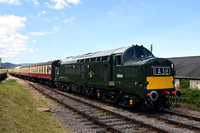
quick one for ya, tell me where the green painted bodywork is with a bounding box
[58,46,175,99]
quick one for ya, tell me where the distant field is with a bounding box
[0,79,71,133]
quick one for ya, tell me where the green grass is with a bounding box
[0,79,71,133]
[177,79,200,110]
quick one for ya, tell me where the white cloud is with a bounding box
[0,0,21,5]
[29,31,53,36]
[28,48,38,53]
[45,0,81,10]
[67,0,81,5]
[42,18,51,22]
[32,0,38,5]
[38,10,46,18]
[32,40,37,43]
[141,2,145,5]
[64,17,74,25]
[45,0,69,10]
[54,16,59,20]
[29,26,59,37]
[107,11,115,16]
[0,15,32,58]
[53,26,59,32]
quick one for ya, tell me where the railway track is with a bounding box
[162,109,200,122]
[21,79,170,133]
[18,77,200,133]
[137,112,200,131]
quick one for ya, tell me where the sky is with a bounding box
[0,0,200,64]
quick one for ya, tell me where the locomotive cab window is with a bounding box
[115,55,122,66]
[124,47,154,62]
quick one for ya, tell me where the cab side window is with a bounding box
[115,55,122,66]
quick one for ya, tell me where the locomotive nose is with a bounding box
[144,57,173,67]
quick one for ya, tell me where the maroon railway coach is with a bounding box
[9,60,60,86]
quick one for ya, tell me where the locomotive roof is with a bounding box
[61,47,129,64]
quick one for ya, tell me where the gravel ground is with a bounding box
[50,87,198,133]
[10,77,200,133]
[15,77,108,133]
[171,106,200,118]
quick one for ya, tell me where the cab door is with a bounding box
[113,54,124,89]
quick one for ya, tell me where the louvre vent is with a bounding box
[125,67,137,77]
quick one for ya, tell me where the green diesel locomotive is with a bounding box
[55,45,181,110]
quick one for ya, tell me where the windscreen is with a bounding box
[124,47,154,62]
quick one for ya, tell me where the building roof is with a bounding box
[169,56,200,79]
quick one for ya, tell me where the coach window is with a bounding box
[115,55,122,66]
[47,67,49,74]
[44,66,46,74]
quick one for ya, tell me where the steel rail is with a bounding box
[35,83,169,133]
[162,109,200,122]
[23,80,122,133]
[16,76,199,132]
[138,112,200,131]
[49,84,200,132]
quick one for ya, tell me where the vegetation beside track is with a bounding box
[0,79,71,133]
[177,79,200,109]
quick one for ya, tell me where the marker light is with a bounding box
[129,99,133,105]
[171,91,176,95]
[164,90,169,95]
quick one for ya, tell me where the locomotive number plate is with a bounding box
[153,67,170,75]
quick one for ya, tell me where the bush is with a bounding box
[178,79,200,108]
[178,79,189,89]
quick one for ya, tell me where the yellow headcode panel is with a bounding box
[146,76,174,90]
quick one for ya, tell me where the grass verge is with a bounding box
[0,79,71,133]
